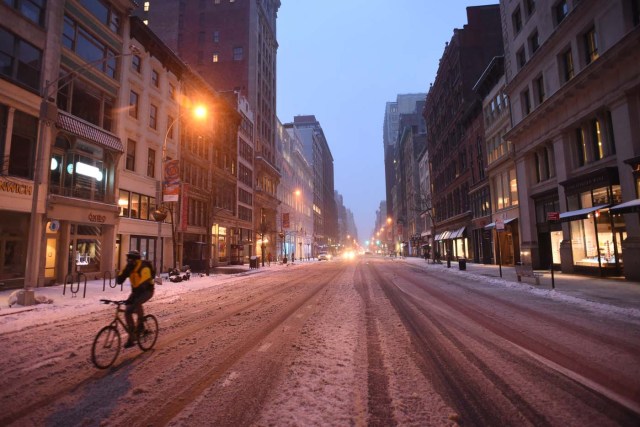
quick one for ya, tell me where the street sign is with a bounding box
[496,218,505,231]
[547,212,560,221]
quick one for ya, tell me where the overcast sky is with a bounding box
[276,0,499,242]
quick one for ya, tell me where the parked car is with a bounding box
[317,252,332,261]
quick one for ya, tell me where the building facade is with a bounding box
[474,56,520,266]
[423,5,504,263]
[500,0,640,279]
[138,0,282,265]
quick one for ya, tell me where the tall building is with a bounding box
[423,5,503,262]
[289,115,338,254]
[383,93,426,220]
[500,0,640,280]
[137,0,281,261]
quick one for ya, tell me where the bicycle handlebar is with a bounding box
[99,299,127,305]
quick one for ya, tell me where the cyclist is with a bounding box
[116,250,155,348]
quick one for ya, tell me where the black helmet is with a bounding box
[126,250,141,260]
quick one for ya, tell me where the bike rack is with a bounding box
[102,270,121,291]
[63,272,87,298]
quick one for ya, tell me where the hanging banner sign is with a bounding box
[163,159,180,202]
[283,212,290,228]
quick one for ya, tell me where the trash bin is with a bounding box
[250,256,258,269]
[458,258,466,270]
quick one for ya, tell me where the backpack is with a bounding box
[139,260,157,284]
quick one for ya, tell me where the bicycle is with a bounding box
[91,299,159,369]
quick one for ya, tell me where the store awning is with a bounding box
[559,204,609,222]
[435,230,450,241]
[449,226,466,239]
[57,111,124,152]
[610,199,640,214]
[484,218,517,229]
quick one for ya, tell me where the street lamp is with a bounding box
[23,45,140,300]
[152,105,207,272]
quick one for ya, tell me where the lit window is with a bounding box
[561,48,574,82]
[584,27,599,64]
[144,2,150,11]
[212,53,219,62]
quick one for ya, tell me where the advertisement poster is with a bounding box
[163,159,180,202]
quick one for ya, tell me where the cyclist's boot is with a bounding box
[124,327,136,348]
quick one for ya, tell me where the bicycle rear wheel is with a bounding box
[137,314,159,351]
[91,325,121,369]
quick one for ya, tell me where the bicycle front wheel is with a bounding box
[137,314,159,351]
[91,325,121,369]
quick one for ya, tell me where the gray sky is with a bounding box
[276,0,499,243]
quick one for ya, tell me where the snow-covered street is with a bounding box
[1,257,639,426]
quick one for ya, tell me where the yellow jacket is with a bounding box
[117,259,153,289]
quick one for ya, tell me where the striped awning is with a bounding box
[57,111,124,152]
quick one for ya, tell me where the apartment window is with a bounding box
[554,0,569,25]
[6,110,37,179]
[522,89,531,115]
[535,75,545,104]
[132,55,141,73]
[126,139,136,171]
[56,72,115,131]
[575,128,587,167]
[529,30,540,54]
[561,48,574,82]
[633,0,640,26]
[233,47,243,61]
[512,6,523,34]
[590,119,604,161]
[169,83,176,100]
[129,91,139,118]
[167,115,175,139]
[198,31,205,44]
[143,2,150,11]
[0,27,42,91]
[605,111,616,155]
[213,31,220,42]
[516,47,527,69]
[534,147,552,183]
[78,0,121,33]
[525,0,536,16]
[495,169,518,209]
[584,27,599,64]
[212,52,219,63]
[151,69,159,87]
[149,104,158,130]
[4,0,45,26]
[62,16,117,78]
[147,148,156,178]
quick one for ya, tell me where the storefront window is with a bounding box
[550,230,562,264]
[0,212,28,284]
[72,224,102,274]
[118,190,130,216]
[218,226,227,262]
[49,136,114,203]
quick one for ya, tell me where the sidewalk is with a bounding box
[401,256,640,311]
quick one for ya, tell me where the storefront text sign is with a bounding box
[88,213,107,223]
[0,179,33,195]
